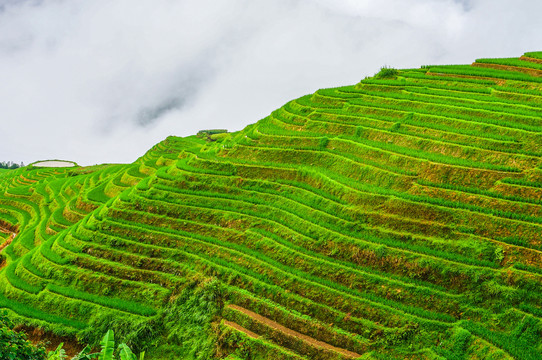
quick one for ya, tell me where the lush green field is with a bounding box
[0,52,541,359]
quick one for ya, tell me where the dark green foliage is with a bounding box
[161,279,224,359]
[374,66,399,79]
[0,161,23,170]
[0,311,46,360]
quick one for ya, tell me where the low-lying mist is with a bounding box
[0,0,540,165]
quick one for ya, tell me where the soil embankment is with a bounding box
[16,325,85,357]
[227,304,362,358]
[0,226,16,255]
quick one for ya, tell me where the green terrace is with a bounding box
[0,52,541,359]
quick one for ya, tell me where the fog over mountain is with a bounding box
[0,0,540,165]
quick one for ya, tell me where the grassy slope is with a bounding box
[0,53,541,359]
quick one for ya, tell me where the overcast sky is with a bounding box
[0,0,540,166]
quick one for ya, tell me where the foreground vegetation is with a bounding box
[0,52,541,359]
[47,330,144,360]
[0,313,142,360]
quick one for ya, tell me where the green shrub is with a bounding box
[375,66,399,79]
[0,311,46,360]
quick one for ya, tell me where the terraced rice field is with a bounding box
[0,52,541,359]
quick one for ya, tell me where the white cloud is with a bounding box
[0,0,540,165]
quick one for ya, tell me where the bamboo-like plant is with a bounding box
[47,344,67,359]
[98,330,115,360]
[46,330,144,360]
[70,345,95,360]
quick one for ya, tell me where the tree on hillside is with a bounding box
[0,161,23,169]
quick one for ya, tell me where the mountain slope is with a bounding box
[0,52,541,359]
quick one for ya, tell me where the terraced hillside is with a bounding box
[1,52,542,359]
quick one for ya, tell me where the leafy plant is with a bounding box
[70,345,95,360]
[0,311,46,360]
[47,330,144,360]
[47,344,67,360]
[98,330,115,360]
